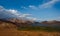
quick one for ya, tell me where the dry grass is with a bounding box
[0,29,60,36]
[0,21,60,36]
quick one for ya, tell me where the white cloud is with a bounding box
[22,5,38,10]
[29,5,38,9]
[39,0,60,8]
[22,0,60,10]
[55,17,60,21]
[21,6,28,9]
[0,6,5,11]
[19,14,32,18]
[7,9,20,16]
[0,7,21,19]
[22,14,32,17]
[26,17,37,20]
[0,6,19,16]
[26,17,41,21]
[0,6,32,19]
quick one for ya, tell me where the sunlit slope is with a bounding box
[0,19,60,36]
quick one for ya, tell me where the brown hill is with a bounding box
[0,19,17,30]
[40,20,60,25]
[0,18,34,28]
[0,19,60,36]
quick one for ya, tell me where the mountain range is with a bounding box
[0,18,60,27]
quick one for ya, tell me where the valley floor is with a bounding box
[0,20,60,36]
[0,29,60,36]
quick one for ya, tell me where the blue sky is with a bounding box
[0,0,60,21]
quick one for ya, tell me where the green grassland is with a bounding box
[17,26,60,32]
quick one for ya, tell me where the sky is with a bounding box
[0,0,60,21]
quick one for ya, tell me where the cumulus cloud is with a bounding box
[0,6,32,19]
[7,9,20,16]
[39,0,60,8]
[0,6,39,21]
[0,6,21,19]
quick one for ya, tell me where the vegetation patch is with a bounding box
[17,26,60,32]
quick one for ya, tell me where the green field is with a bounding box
[17,26,60,32]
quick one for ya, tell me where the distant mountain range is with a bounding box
[40,20,60,24]
[0,18,60,28]
[40,20,60,27]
